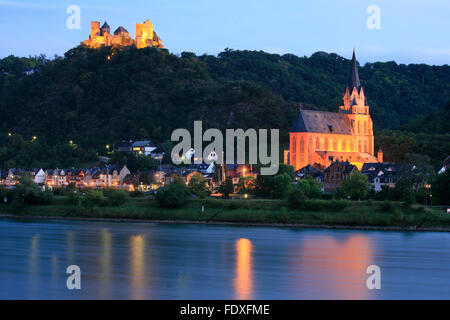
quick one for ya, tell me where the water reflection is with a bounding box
[28,235,40,297]
[295,234,374,299]
[99,229,112,298]
[234,238,253,299]
[130,234,146,299]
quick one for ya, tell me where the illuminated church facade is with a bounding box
[287,50,382,171]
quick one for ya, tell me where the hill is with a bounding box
[0,46,448,168]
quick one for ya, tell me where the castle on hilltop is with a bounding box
[82,19,163,49]
[286,50,382,171]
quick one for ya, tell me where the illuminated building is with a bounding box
[82,19,163,49]
[287,50,382,171]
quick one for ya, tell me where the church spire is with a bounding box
[347,49,361,91]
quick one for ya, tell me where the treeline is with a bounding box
[0,47,449,168]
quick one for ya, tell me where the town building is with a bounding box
[294,164,324,185]
[82,19,163,49]
[287,50,381,171]
[323,161,357,193]
[361,163,409,192]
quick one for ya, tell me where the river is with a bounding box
[0,218,449,299]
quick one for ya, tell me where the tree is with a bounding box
[288,185,307,208]
[272,173,292,199]
[338,171,370,200]
[431,171,450,205]
[188,173,209,198]
[155,182,191,208]
[217,178,234,198]
[236,176,256,195]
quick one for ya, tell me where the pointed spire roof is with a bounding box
[101,21,110,29]
[347,49,361,91]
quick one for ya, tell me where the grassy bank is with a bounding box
[0,196,449,230]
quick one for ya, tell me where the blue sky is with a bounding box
[0,0,449,65]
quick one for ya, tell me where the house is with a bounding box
[30,168,45,185]
[67,169,85,186]
[132,140,157,156]
[323,161,357,193]
[116,140,134,152]
[44,169,68,187]
[361,163,410,192]
[294,164,324,185]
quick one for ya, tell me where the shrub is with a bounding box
[188,173,210,198]
[155,182,191,208]
[288,187,306,208]
[108,190,128,206]
[67,191,83,206]
[129,190,144,198]
[83,190,104,207]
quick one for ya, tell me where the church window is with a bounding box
[364,141,368,152]
[324,137,329,150]
[364,121,367,133]
[358,140,362,152]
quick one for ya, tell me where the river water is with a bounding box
[0,218,449,299]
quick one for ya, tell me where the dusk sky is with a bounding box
[0,0,449,65]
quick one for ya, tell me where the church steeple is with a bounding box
[347,49,361,91]
[340,50,369,115]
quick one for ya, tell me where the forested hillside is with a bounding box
[0,46,448,168]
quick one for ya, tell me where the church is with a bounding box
[286,50,382,171]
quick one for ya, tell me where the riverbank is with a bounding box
[0,196,449,232]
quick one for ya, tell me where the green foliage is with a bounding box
[129,190,144,198]
[107,190,128,206]
[272,173,293,199]
[5,175,53,211]
[216,178,234,198]
[288,186,306,208]
[2,48,448,168]
[83,190,104,208]
[338,171,370,200]
[236,176,257,195]
[188,173,209,198]
[155,182,191,208]
[432,171,450,205]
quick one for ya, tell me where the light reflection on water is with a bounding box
[234,238,253,300]
[1,218,450,299]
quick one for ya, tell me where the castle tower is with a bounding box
[135,19,154,49]
[90,21,100,37]
[101,21,110,35]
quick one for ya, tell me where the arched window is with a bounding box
[358,140,362,152]
[364,140,368,153]
[333,139,337,151]
[291,135,296,163]
[350,140,354,152]
[299,137,305,162]
[324,137,329,150]
[364,121,367,134]
[316,137,320,150]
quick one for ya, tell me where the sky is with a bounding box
[0,0,449,65]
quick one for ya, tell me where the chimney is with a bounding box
[377,148,383,163]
